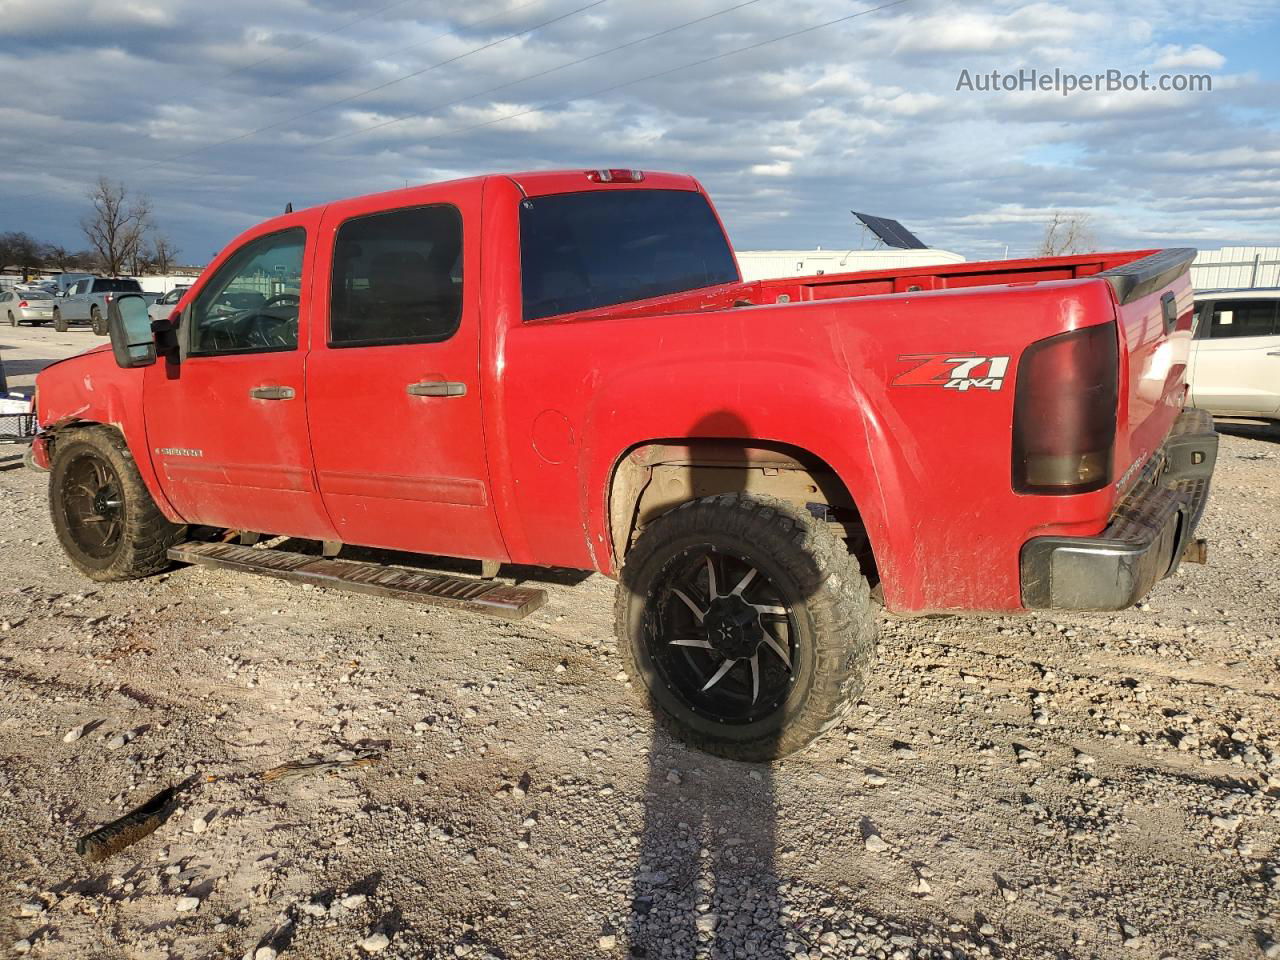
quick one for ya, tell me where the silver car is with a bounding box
[147,285,191,324]
[1,288,55,326]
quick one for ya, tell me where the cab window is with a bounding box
[328,205,463,347]
[1203,299,1278,339]
[189,229,305,356]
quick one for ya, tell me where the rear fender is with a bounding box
[581,355,917,607]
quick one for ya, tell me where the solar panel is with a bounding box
[851,211,928,250]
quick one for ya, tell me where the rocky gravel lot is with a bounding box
[0,416,1277,959]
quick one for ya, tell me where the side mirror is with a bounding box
[107,294,157,368]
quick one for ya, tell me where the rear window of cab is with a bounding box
[518,189,739,322]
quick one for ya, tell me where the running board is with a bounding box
[166,542,546,621]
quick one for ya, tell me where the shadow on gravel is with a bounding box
[625,413,790,959]
[1213,418,1280,444]
[628,741,783,959]
[274,538,594,588]
[0,356,63,379]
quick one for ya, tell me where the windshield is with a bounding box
[519,189,739,322]
[20,290,51,300]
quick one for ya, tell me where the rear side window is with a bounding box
[1204,299,1278,339]
[94,278,142,293]
[329,205,463,347]
[519,189,740,322]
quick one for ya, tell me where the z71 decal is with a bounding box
[892,355,1011,392]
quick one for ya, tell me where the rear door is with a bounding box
[60,278,91,320]
[142,214,338,539]
[304,182,507,561]
[1189,297,1280,417]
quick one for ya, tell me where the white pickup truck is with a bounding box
[53,277,157,334]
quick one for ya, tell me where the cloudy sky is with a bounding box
[1,0,1277,264]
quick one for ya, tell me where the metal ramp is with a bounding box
[167,542,546,621]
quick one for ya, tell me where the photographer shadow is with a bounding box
[624,410,805,959]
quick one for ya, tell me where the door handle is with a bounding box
[407,380,467,398]
[249,385,296,400]
[1268,351,1280,357]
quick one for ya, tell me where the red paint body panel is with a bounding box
[34,170,1194,614]
[303,178,508,561]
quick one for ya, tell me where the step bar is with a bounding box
[167,542,546,621]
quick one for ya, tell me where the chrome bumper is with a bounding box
[1020,409,1218,611]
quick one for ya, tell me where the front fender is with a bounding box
[35,352,181,523]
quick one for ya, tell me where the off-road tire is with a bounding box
[90,305,105,336]
[53,308,66,332]
[615,493,877,761]
[49,427,185,581]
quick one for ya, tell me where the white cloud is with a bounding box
[0,0,1275,262]
[750,160,792,177]
[1153,43,1227,69]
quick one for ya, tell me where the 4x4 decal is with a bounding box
[892,355,1010,392]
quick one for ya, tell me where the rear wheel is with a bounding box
[7,311,15,327]
[89,305,105,336]
[49,428,185,581]
[616,494,876,761]
[53,308,66,332]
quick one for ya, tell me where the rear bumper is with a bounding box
[1020,408,1217,611]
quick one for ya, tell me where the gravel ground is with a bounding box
[0,334,1276,958]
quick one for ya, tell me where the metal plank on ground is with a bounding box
[167,541,546,621]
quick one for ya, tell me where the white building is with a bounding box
[1190,247,1280,290]
[736,247,966,282]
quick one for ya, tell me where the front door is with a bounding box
[143,219,337,540]
[305,187,507,561]
[1190,297,1280,417]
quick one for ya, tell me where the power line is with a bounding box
[145,0,610,172]
[316,0,766,147]
[253,0,548,98]
[323,0,912,148]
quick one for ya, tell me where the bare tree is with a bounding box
[42,243,73,272]
[147,233,180,275]
[0,231,43,279]
[81,177,151,277]
[1038,212,1096,257]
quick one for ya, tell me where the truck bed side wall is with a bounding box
[483,186,1129,612]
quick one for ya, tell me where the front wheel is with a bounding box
[616,494,877,761]
[49,427,186,581]
[53,309,66,332]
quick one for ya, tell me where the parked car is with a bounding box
[1,288,55,325]
[52,277,152,334]
[147,285,191,325]
[1189,289,1280,421]
[17,280,58,296]
[30,169,1218,760]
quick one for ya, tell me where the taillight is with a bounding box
[1012,323,1118,495]
[17,300,27,308]
[585,169,645,183]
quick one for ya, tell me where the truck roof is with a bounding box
[254,170,702,239]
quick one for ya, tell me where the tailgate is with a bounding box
[1097,249,1198,493]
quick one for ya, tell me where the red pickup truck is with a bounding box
[31,169,1217,760]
